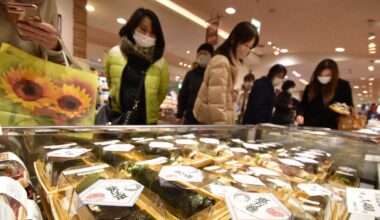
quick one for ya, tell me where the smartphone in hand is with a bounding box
[6,2,42,40]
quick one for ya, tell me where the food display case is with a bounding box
[0,124,378,220]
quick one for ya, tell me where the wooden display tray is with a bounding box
[213,151,234,164]
[33,161,58,203]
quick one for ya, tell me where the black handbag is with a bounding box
[95,71,146,125]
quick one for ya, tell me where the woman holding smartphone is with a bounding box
[0,0,65,64]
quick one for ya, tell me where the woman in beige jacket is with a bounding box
[193,22,259,125]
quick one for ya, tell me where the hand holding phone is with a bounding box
[6,2,59,51]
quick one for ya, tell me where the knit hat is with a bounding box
[197,43,214,55]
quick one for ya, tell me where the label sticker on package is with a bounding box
[47,148,90,158]
[182,133,196,139]
[298,184,332,196]
[278,158,305,167]
[94,140,120,146]
[44,143,77,149]
[293,156,319,164]
[79,179,144,207]
[0,176,27,210]
[230,148,248,154]
[204,165,221,171]
[0,201,15,220]
[346,188,380,217]
[364,154,380,162]
[136,157,168,166]
[231,174,265,186]
[209,184,240,199]
[225,192,291,220]
[243,143,261,150]
[103,144,135,152]
[266,178,292,189]
[175,139,198,146]
[249,167,279,177]
[149,142,176,150]
[158,135,174,140]
[63,164,110,176]
[27,199,43,220]
[158,166,203,182]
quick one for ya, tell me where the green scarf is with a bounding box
[119,36,154,63]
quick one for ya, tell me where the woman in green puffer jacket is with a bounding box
[105,8,169,125]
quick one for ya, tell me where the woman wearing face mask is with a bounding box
[243,64,287,125]
[176,43,214,125]
[296,59,353,129]
[193,22,259,125]
[105,8,169,125]
[0,0,65,63]
[272,80,297,125]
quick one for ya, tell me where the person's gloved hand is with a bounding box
[17,21,60,51]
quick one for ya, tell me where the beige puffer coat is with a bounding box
[193,55,240,125]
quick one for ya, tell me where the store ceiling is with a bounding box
[86,0,380,104]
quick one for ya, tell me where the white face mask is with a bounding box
[272,77,283,87]
[197,55,211,68]
[287,88,296,94]
[318,76,332,85]
[133,31,156,48]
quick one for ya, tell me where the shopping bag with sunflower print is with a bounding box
[0,43,98,126]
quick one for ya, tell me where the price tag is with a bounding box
[79,179,144,207]
[63,164,109,176]
[149,142,176,150]
[364,154,380,162]
[346,188,380,217]
[297,184,332,196]
[47,148,90,158]
[209,184,240,199]
[231,174,265,186]
[44,143,77,149]
[135,157,168,166]
[158,166,203,182]
[93,140,120,146]
[225,192,291,220]
[249,167,279,177]
[103,144,135,152]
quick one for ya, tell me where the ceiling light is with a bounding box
[299,79,309,85]
[368,66,375,71]
[358,94,362,97]
[368,43,376,48]
[369,82,373,86]
[368,33,376,40]
[280,49,288,53]
[251,18,261,34]
[186,50,190,54]
[357,104,362,108]
[273,46,277,50]
[267,41,272,46]
[360,77,366,80]
[225,7,236,15]
[179,62,183,66]
[156,0,229,39]
[86,4,95,12]
[276,48,280,51]
[353,85,359,89]
[369,47,377,51]
[292,71,301,77]
[188,65,191,69]
[363,90,368,94]
[285,76,288,79]
[374,60,380,64]
[369,51,376,54]
[274,51,280,56]
[117,18,126,24]
[97,58,101,62]
[335,47,345,52]
[369,77,375,81]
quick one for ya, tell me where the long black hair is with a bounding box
[119,8,165,60]
[216,21,259,64]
